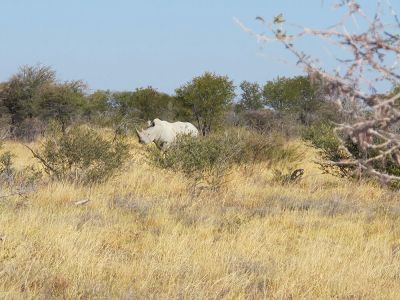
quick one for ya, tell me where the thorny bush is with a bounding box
[28,123,130,184]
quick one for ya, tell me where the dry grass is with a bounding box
[1,138,400,299]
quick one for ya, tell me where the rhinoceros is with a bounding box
[136,118,198,149]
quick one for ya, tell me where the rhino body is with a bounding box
[136,118,198,149]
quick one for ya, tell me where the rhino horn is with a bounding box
[135,128,143,139]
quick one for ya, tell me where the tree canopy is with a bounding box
[263,75,322,124]
[236,81,264,112]
[176,72,235,135]
[0,65,56,128]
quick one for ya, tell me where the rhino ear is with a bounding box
[146,120,152,127]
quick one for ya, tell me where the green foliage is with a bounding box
[84,90,112,119]
[0,64,56,131]
[152,134,233,176]
[112,87,189,123]
[133,87,168,120]
[236,81,263,112]
[0,65,93,139]
[33,81,87,131]
[303,121,357,177]
[176,72,235,135]
[112,91,135,117]
[303,122,342,161]
[29,124,130,184]
[151,128,300,189]
[263,76,322,124]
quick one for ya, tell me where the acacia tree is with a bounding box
[237,0,400,183]
[33,80,87,132]
[0,65,56,128]
[176,72,235,135]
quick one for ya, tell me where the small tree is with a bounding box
[27,124,130,184]
[0,64,56,130]
[33,81,86,132]
[133,87,175,120]
[176,72,235,135]
[84,90,112,119]
[236,81,264,112]
[133,87,161,120]
[263,76,321,124]
[113,87,181,122]
[113,91,136,118]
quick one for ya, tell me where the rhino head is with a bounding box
[136,119,168,149]
[136,128,152,144]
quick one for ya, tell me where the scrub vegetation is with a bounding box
[2,1,400,297]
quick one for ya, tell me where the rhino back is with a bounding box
[172,122,198,136]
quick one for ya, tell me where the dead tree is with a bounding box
[237,0,400,184]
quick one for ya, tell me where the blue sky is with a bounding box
[1,0,399,94]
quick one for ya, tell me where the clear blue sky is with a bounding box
[1,0,398,94]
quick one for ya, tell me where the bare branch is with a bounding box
[238,0,400,183]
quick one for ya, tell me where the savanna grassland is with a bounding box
[1,137,400,299]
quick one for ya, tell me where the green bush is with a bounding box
[150,128,301,189]
[303,122,343,160]
[152,134,232,176]
[28,124,130,184]
[302,121,353,177]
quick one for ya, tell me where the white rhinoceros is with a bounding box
[136,118,198,149]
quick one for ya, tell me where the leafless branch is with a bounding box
[239,0,400,183]
[24,144,56,175]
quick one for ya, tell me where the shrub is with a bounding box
[28,124,130,184]
[230,128,301,166]
[0,151,15,185]
[233,109,304,138]
[302,121,353,177]
[152,134,230,174]
[150,128,301,189]
[0,151,14,175]
[150,133,230,191]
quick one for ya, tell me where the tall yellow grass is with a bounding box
[1,138,400,299]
